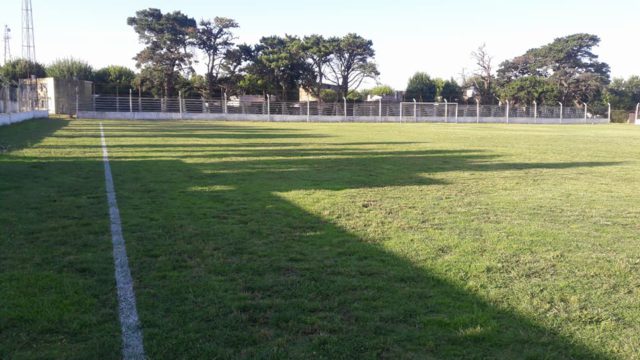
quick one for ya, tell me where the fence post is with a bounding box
[378,98,382,122]
[75,86,79,117]
[444,99,449,123]
[476,98,480,123]
[559,102,563,124]
[533,101,537,124]
[223,92,228,114]
[413,99,417,122]
[179,91,183,119]
[138,88,142,112]
[607,102,611,123]
[267,94,271,121]
[636,103,639,125]
[455,103,459,123]
[506,100,510,124]
[202,97,206,113]
[399,102,403,122]
[584,103,588,123]
[129,89,133,113]
[92,94,96,112]
[343,97,347,122]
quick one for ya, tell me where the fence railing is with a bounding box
[78,95,613,124]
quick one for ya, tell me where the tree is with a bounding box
[94,65,136,95]
[606,76,640,111]
[325,33,379,98]
[0,59,46,84]
[301,35,338,101]
[369,85,394,96]
[46,57,94,81]
[319,89,338,103]
[218,44,254,95]
[246,35,313,100]
[196,17,239,98]
[133,66,165,98]
[497,76,555,105]
[471,44,496,104]
[438,79,462,102]
[497,34,610,105]
[405,72,437,102]
[127,8,197,97]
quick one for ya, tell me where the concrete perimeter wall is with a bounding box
[0,111,50,127]
[78,111,611,125]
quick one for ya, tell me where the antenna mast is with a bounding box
[22,0,36,62]
[3,25,11,65]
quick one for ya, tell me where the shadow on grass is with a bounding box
[0,118,68,153]
[96,123,617,359]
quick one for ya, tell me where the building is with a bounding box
[299,84,342,102]
[21,78,93,115]
[366,91,404,103]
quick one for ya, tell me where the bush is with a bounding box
[611,110,633,123]
[320,89,338,103]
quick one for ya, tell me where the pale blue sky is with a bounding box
[1,0,638,89]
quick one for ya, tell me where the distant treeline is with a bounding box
[1,8,638,113]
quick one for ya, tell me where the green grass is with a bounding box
[2,119,640,359]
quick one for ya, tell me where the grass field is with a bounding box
[2,118,640,359]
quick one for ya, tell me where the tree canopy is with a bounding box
[196,17,239,98]
[94,66,136,94]
[325,33,379,98]
[405,72,437,102]
[127,8,197,97]
[0,59,47,84]
[46,57,94,81]
[497,33,610,105]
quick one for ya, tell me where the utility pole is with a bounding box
[3,26,11,65]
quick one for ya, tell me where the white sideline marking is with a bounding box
[100,123,146,359]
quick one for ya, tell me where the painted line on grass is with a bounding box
[100,122,146,359]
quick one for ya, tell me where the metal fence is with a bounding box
[0,83,48,113]
[78,95,612,124]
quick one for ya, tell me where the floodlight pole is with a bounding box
[558,102,563,124]
[444,99,448,123]
[475,98,480,123]
[533,101,537,123]
[413,98,417,122]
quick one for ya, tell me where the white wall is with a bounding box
[0,111,50,126]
